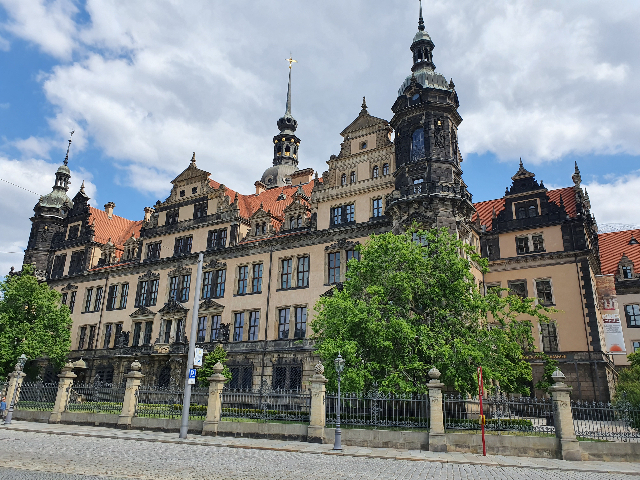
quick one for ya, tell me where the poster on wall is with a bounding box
[595,275,627,355]
[603,314,627,354]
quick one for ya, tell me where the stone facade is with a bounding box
[20,6,619,401]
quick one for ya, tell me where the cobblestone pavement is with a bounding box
[0,428,636,480]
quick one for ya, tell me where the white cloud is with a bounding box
[0,33,9,51]
[585,172,640,226]
[0,156,96,276]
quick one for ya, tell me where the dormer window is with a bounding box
[528,205,537,217]
[517,207,526,219]
[622,265,633,279]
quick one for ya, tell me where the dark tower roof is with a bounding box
[36,132,74,211]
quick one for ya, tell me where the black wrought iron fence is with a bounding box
[15,382,58,411]
[66,382,125,415]
[444,394,555,436]
[572,400,640,442]
[325,391,430,430]
[221,387,310,423]
[135,386,208,419]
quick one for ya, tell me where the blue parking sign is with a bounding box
[188,369,196,384]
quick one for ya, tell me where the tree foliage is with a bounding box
[197,344,232,387]
[0,265,72,379]
[614,351,640,408]
[312,227,555,396]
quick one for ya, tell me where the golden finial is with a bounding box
[286,55,297,69]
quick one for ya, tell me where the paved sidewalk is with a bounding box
[2,421,640,476]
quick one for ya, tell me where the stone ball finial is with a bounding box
[130,360,142,372]
[428,367,441,380]
[62,361,75,372]
[212,362,224,374]
[551,368,565,383]
[314,362,325,375]
[73,358,87,369]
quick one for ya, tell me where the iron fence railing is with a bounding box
[135,386,208,419]
[572,400,640,442]
[66,382,125,415]
[325,391,430,430]
[15,382,59,411]
[221,387,310,423]
[444,394,555,436]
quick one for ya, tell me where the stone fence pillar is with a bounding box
[549,368,582,461]
[49,362,76,424]
[202,362,226,436]
[308,362,328,443]
[4,362,27,424]
[427,367,446,452]
[118,361,144,428]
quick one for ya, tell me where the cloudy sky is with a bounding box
[1,0,639,274]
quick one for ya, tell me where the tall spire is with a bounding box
[64,130,75,166]
[277,56,298,135]
[418,0,425,31]
[285,55,297,116]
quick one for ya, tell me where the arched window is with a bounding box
[341,174,347,186]
[382,163,389,175]
[276,145,281,154]
[517,207,526,219]
[290,217,296,229]
[297,215,302,227]
[350,171,356,183]
[255,223,261,235]
[262,223,267,235]
[372,166,379,178]
[528,205,537,217]
[284,145,290,155]
[410,128,425,163]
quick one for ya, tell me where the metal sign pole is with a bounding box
[478,366,486,456]
[179,252,204,439]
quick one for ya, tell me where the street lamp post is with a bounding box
[4,354,28,425]
[333,353,345,451]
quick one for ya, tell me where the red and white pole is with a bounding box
[478,366,486,456]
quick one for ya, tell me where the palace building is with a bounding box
[21,5,628,401]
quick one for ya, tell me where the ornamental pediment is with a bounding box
[130,306,156,318]
[61,283,78,291]
[199,298,224,311]
[169,263,193,277]
[203,259,226,271]
[158,299,188,314]
[325,238,360,252]
[138,270,160,281]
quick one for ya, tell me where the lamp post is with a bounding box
[333,353,345,450]
[4,354,28,425]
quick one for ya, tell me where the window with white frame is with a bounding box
[372,198,382,218]
[625,304,640,327]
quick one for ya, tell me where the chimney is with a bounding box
[144,206,154,222]
[104,202,116,219]
[255,181,266,195]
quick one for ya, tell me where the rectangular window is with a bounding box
[345,203,355,222]
[331,206,342,226]
[622,266,633,279]
[106,285,119,311]
[278,308,290,340]
[372,198,382,218]
[346,249,360,272]
[84,288,93,313]
[210,315,221,341]
[114,323,123,347]
[238,266,248,295]
[68,224,80,240]
[143,321,153,345]
[281,259,292,289]
[166,210,179,225]
[328,252,341,284]
[61,292,68,305]
[163,320,172,344]
[516,236,530,255]
[202,271,213,299]
[535,279,554,306]
[148,279,159,306]
[234,312,244,341]
[207,230,218,249]
[252,264,263,293]
[532,234,545,252]
[51,254,67,279]
[633,341,640,352]
[88,325,96,350]
[219,229,227,247]
[193,202,207,219]
[294,307,307,339]
[78,326,87,349]
[69,291,76,313]
[508,280,527,298]
[169,276,179,301]
[297,256,309,288]
[625,304,640,327]
[541,322,559,352]
[146,242,161,260]
[69,250,86,275]
[135,280,148,307]
[197,316,207,342]
[174,236,193,256]
[132,322,142,347]
[180,275,191,303]
[215,270,226,297]
[118,283,129,309]
[248,311,260,341]
[103,324,112,349]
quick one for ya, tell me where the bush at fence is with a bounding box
[446,417,534,430]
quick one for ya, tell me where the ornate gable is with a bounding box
[158,299,188,314]
[199,298,224,312]
[130,306,156,318]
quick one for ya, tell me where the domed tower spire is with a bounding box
[418,0,425,31]
[411,1,435,73]
[262,57,301,188]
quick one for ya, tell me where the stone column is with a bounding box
[549,368,582,461]
[308,362,328,443]
[49,362,76,424]
[427,367,447,452]
[117,361,144,428]
[202,362,226,436]
[5,369,27,411]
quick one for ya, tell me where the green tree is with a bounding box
[614,351,640,407]
[312,227,555,396]
[197,344,232,386]
[0,265,72,379]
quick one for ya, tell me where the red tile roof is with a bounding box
[598,228,640,275]
[89,207,142,250]
[471,186,578,231]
